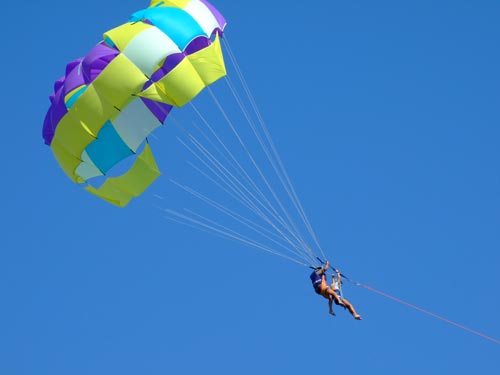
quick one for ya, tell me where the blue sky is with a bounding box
[2,0,499,374]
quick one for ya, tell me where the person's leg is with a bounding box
[320,283,336,316]
[328,295,335,315]
[342,298,362,320]
[330,289,345,306]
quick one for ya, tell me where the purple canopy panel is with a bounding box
[82,42,120,83]
[150,53,185,82]
[185,36,210,55]
[42,108,56,145]
[65,59,82,76]
[64,60,86,95]
[53,76,65,95]
[142,98,172,124]
[43,85,68,145]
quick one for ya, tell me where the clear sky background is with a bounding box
[2,0,499,374]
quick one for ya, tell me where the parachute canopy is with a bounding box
[43,0,227,207]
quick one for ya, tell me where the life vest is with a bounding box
[310,270,323,293]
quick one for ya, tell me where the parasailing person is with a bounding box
[310,260,362,319]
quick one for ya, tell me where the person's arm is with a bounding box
[335,269,342,284]
[317,261,329,276]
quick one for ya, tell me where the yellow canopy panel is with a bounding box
[138,35,226,107]
[85,143,161,207]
